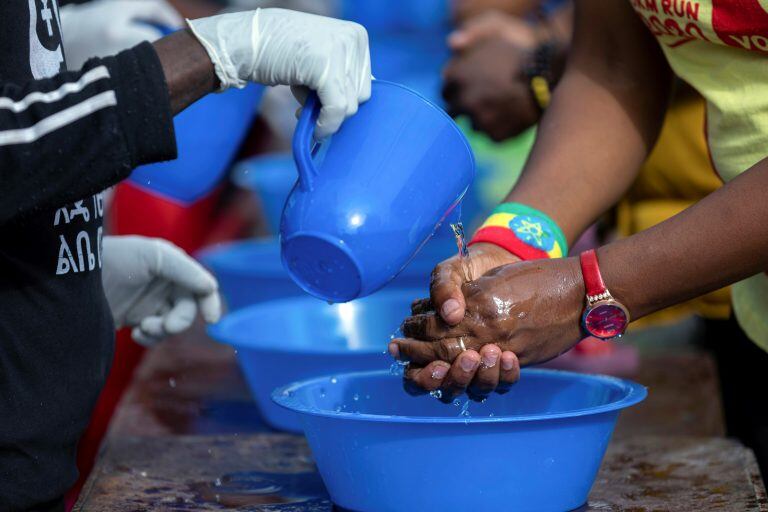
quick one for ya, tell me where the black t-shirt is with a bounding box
[0,2,176,509]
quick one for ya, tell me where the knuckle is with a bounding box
[436,339,457,362]
[474,295,498,318]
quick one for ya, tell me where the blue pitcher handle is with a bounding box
[292,92,322,192]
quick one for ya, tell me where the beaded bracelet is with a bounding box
[469,202,567,260]
[525,41,557,110]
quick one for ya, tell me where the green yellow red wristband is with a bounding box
[469,203,568,260]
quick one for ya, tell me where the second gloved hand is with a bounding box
[60,0,184,70]
[102,236,221,346]
[187,8,371,139]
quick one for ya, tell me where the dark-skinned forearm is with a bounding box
[599,157,768,320]
[505,0,671,245]
[153,29,218,115]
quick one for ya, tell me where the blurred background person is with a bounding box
[442,0,729,331]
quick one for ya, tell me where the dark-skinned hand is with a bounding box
[448,10,539,50]
[391,242,520,399]
[442,36,541,141]
[428,242,520,325]
[391,257,586,399]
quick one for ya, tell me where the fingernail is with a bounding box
[502,353,515,371]
[482,351,499,369]
[460,355,479,373]
[388,342,400,359]
[441,299,461,319]
[431,364,449,380]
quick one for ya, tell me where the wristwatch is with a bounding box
[579,249,630,340]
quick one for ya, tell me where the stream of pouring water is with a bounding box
[379,221,477,417]
[450,222,471,282]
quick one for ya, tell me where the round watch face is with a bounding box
[583,303,628,339]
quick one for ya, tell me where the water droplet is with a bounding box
[489,412,495,418]
[330,377,338,384]
[214,478,222,487]
[429,389,443,399]
[389,360,407,376]
[139,471,147,477]
[353,393,360,401]
[319,388,326,398]
[168,378,176,388]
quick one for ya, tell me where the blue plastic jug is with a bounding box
[280,81,475,303]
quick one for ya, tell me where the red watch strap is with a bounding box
[580,249,606,297]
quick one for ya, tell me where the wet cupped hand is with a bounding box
[392,242,519,399]
[392,256,586,399]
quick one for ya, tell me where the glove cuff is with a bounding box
[187,15,247,91]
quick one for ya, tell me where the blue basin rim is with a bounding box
[272,368,647,425]
[207,289,422,355]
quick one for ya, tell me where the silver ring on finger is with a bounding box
[458,337,467,352]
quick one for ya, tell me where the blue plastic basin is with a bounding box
[231,153,296,235]
[368,33,450,106]
[341,0,449,33]
[129,84,264,204]
[208,290,423,432]
[199,237,457,311]
[273,369,646,512]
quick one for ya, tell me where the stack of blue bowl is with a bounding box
[231,153,296,235]
[208,290,421,432]
[341,0,451,106]
[368,32,450,106]
[341,0,449,33]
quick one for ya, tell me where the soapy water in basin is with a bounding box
[278,370,638,421]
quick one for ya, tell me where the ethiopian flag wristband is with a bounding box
[469,203,568,260]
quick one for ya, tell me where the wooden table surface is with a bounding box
[76,324,767,511]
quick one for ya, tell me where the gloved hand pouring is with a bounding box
[0,4,371,509]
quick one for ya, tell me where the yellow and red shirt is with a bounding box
[630,0,768,350]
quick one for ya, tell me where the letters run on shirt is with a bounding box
[54,192,104,275]
[630,0,768,53]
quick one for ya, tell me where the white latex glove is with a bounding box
[187,8,372,139]
[60,0,184,70]
[102,236,221,346]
